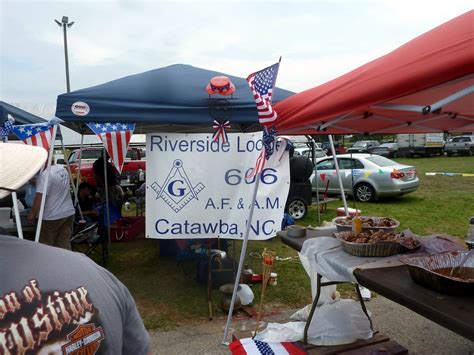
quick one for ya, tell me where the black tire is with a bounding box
[354,183,376,202]
[287,198,308,220]
[446,152,453,157]
[289,156,314,182]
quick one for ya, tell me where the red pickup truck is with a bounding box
[68,147,146,187]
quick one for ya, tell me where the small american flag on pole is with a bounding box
[247,61,281,126]
[87,122,135,174]
[11,122,55,151]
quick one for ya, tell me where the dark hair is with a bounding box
[78,181,93,191]
[93,157,119,186]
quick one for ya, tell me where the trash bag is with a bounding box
[306,299,372,346]
[254,322,306,343]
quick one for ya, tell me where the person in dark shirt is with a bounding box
[78,181,98,221]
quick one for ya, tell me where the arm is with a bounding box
[27,192,42,224]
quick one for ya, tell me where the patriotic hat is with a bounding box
[206,76,236,96]
[0,143,47,199]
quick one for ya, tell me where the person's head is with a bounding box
[78,181,93,198]
[93,156,118,187]
[0,144,47,201]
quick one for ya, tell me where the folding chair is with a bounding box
[70,220,108,266]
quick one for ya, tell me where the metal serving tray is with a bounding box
[400,251,474,296]
[332,216,400,233]
[335,231,419,257]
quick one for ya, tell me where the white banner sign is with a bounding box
[145,133,290,240]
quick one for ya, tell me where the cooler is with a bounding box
[336,207,361,217]
[110,216,145,242]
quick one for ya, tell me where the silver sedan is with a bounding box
[311,154,419,202]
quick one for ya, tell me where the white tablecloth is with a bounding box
[299,233,465,283]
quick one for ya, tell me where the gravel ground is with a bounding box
[149,296,473,354]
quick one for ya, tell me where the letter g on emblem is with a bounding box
[151,160,205,213]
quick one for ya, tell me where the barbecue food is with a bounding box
[336,230,419,249]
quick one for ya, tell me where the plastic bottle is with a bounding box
[138,169,145,182]
[352,214,362,235]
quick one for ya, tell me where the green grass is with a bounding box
[106,156,474,330]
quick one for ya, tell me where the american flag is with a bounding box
[11,122,55,151]
[87,122,135,174]
[229,338,306,355]
[247,62,280,126]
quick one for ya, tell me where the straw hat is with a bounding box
[0,143,47,199]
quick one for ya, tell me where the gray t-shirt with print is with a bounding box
[0,235,150,354]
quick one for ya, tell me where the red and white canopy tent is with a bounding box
[274,10,474,136]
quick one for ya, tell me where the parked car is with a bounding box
[321,141,347,155]
[311,154,419,202]
[285,154,314,220]
[293,146,327,159]
[69,147,146,187]
[444,135,474,156]
[346,140,380,154]
[369,142,399,158]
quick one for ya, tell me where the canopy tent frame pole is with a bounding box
[35,124,58,243]
[309,136,321,225]
[429,84,474,112]
[74,132,85,207]
[222,172,261,345]
[329,135,348,215]
[59,133,84,221]
[371,85,474,115]
[12,192,24,239]
[103,147,112,251]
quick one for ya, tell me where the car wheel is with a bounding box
[446,152,453,157]
[355,183,375,202]
[287,198,307,220]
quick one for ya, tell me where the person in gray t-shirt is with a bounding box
[0,144,150,354]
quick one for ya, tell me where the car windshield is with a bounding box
[81,150,103,160]
[365,155,398,167]
[352,142,368,148]
[302,149,326,159]
[452,137,471,143]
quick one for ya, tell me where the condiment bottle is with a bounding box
[352,215,362,235]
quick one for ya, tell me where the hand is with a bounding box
[27,211,36,224]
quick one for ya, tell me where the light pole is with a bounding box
[55,16,74,93]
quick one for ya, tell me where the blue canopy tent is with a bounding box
[1,101,47,125]
[55,64,294,133]
[54,64,295,343]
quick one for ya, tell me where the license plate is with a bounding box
[406,173,415,180]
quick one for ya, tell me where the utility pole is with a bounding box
[55,16,74,93]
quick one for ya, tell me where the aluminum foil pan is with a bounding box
[332,216,400,233]
[400,251,474,296]
[286,225,307,238]
[334,232,420,257]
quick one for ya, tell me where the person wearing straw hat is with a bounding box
[0,143,150,354]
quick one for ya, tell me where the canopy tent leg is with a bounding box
[222,172,261,345]
[60,134,83,221]
[329,135,348,216]
[12,192,24,239]
[103,147,112,252]
[309,136,321,225]
[74,132,85,206]
[35,124,58,243]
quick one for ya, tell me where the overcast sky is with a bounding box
[2,0,473,109]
